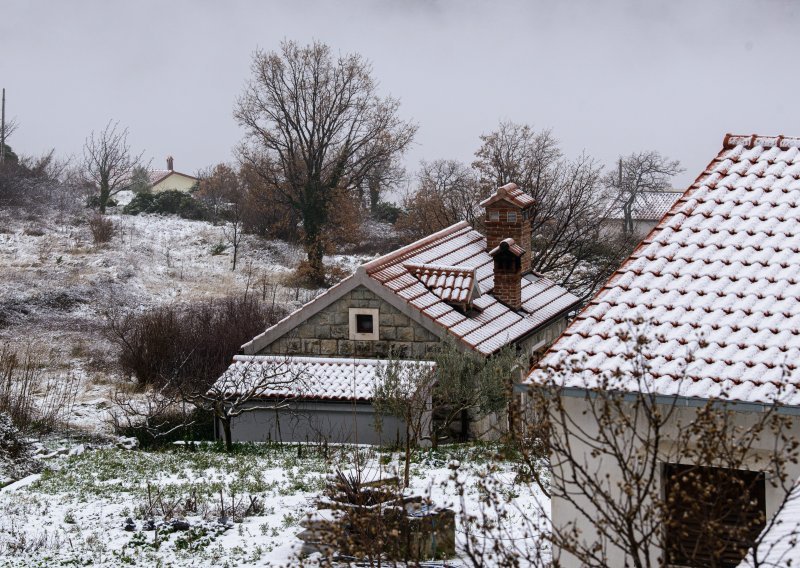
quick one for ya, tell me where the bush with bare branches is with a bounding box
[87,213,114,243]
[0,344,79,434]
[104,295,285,391]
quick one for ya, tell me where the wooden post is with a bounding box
[1,88,5,163]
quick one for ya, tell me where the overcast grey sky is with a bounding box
[1,0,798,188]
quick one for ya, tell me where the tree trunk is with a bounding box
[231,239,238,271]
[404,423,411,488]
[99,181,110,214]
[460,408,470,441]
[305,235,326,286]
[221,417,233,452]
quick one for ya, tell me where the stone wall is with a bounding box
[257,285,441,359]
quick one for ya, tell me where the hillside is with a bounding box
[0,206,373,433]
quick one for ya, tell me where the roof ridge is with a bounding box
[723,133,800,150]
[403,261,476,272]
[233,354,434,366]
[363,221,471,273]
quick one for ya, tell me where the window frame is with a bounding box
[348,308,380,341]
[507,211,518,223]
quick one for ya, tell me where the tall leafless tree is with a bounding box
[235,40,417,285]
[472,121,640,301]
[397,159,484,239]
[81,120,145,213]
[605,151,683,235]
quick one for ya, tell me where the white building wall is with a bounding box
[550,395,800,568]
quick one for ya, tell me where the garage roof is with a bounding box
[213,355,435,402]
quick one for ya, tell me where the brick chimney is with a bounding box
[480,182,534,274]
[166,155,174,171]
[489,238,524,310]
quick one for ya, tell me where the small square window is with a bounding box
[349,308,380,340]
[507,211,517,223]
[356,314,373,334]
[488,210,500,222]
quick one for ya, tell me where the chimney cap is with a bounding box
[479,182,535,209]
[489,237,525,257]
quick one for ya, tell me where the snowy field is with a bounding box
[0,208,375,434]
[0,442,548,567]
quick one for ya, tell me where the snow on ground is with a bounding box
[0,443,548,567]
[0,208,377,434]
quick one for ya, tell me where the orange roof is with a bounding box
[479,182,535,209]
[364,222,579,355]
[404,262,479,305]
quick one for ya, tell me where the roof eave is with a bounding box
[513,384,800,415]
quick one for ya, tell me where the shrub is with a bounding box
[0,344,78,434]
[123,190,209,220]
[0,412,42,483]
[372,201,403,223]
[86,195,118,209]
[115,407,214,449]
[105,295,285,390]
[88,214,115,243]
[210,242,227,256]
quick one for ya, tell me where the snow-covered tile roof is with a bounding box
[528,134,800,406]
[603,190,684,221]
[213,355,434,402]
[489,238,525,257]
[404,262,479,305]
[365,223,580,355]
[479,182,536,209]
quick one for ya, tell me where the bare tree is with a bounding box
[373,359,436,487]
[183,356,305,452]
[81,120,145,213]
[222,202,244,271]
[604,151,683,235]
[235,40,417,285]
[397,159,484,239]
[472,122,612,299]
[196,163,238,225]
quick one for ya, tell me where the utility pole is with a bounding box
[1,88,5,164]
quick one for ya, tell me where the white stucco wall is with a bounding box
[549,394,800,568]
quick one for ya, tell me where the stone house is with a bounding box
[213,183,580,445]
[525,134,800,567]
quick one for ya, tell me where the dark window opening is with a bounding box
[663,463,766,568]
[355,314,374,334]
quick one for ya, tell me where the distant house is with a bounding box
[525,134,800,567]
[212,183,580,445]
[147,156,198,193]
[601,190,683,237]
